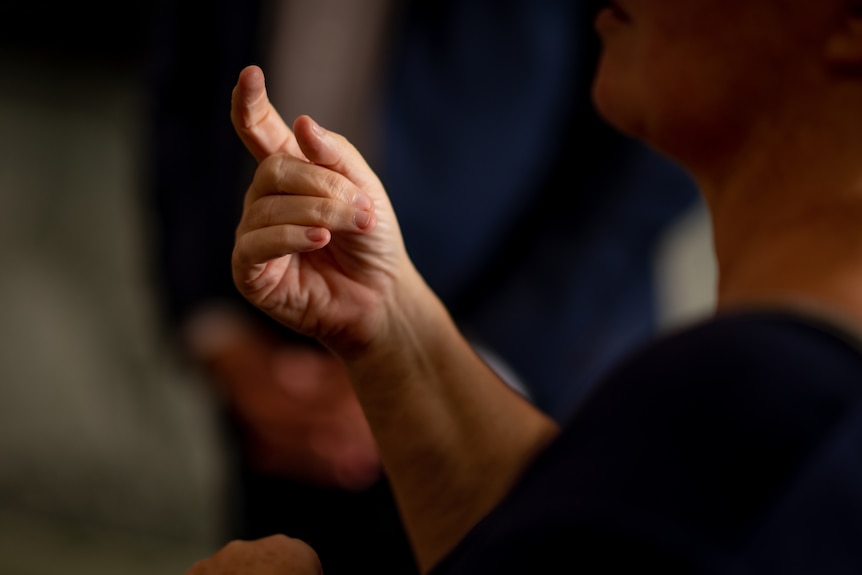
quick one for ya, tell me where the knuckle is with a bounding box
[314,198,339,224]
[257,153,298,192]
[244,196,278,230]
[256,153,283,182]
[318,168,352,202]
[266,533,293,546]
[276,223,296,249]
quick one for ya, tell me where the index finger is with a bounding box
[231,65,305,163]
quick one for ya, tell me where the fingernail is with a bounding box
[310,118,324,137]
[354,210,373,229]
[306,227,328,242]
[352,193,372,210]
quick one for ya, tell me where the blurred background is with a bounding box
[0,3,227,574]
[0,2,716,574]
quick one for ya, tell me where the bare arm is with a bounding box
[347,273,559,571]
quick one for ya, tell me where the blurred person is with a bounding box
[195,0,862,571]
[146,0,696,573]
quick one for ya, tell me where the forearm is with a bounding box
[344,270,560,573]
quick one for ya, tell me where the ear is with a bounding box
[825,1,862,70]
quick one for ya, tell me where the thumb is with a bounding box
[231,65,304,162]
[292,115,381,191]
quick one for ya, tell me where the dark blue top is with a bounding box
[431,311,862,574]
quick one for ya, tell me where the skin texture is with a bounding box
[593,0,841,175]
[185,534,322,575]
[593,0,862,317]
[192,0,862,573]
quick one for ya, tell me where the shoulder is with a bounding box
[431,311,862,575]
[570,310,862,452]
[614,309,862,390]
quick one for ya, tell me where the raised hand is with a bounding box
[224,65,404,489]
[230,65,411,357]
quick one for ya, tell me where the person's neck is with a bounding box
[702,146,862,324]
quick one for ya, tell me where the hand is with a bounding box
[230,65,412,357]
[209,326,382,490]
[185,534,321,575]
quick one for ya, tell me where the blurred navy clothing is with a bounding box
[431,310,862,574]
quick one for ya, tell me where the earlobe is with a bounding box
[826,3,862,71]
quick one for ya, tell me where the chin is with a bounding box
[590,71,645,142]
[590,54,696,167]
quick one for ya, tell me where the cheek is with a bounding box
[593,36,742,163]
[648,55,767,165]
